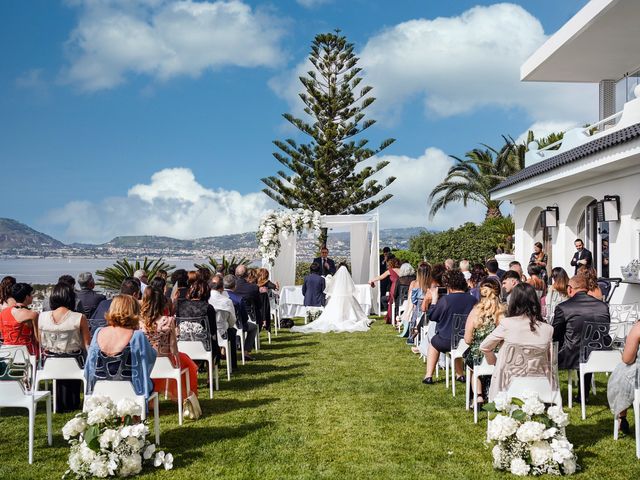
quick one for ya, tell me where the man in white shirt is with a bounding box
[459,259,471,280]
[209,274,237,340]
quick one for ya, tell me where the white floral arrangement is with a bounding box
[305,307,323,324]
[257,209,322,265]
[486,392,578,476]
[62,396,173,479]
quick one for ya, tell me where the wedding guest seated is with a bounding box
[139,286,198,400]
[209,274,237,358]
[422,269,477,385]
[527,264,546,299]
[545,267,569,322]
[197,267,212,284]
[170,269,189,304]
[444,258,455,271]
[91,277,141,337]
[407,263,432,344]
[176,280,220,364]
[43,275,85,313]
[187,270,197,286]
[39,282,90,412]
[76,272,106,319]
[234,265,262,324]
[480,283,554,401]
[607,320,640,434]
[552,273,610,401]
[85,294,156,399]
[509,261,527,282]
[468,264,488,300]
[303,262,326,307]
[257,268,278,331]
[224,274,257,361]
[0,275,16,312]
[0,283,39,355]
[133,269,149,294]
[577,266,604,301]
[463,277,504,406]
[485,259,502,282]
[459,260,471,280]
[500,270,521,305]
[398,263,416,286]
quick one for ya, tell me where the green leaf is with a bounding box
[84,424,101,452]
[511,409,528,422]
[483,402,497,413]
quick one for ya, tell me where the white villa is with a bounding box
[492,0,640,303]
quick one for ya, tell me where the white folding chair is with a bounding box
[0,380,52,464]
[465,357,495,423]
[150,357,190,425]
[35,357,86,413]
[177,316,220,398]
[448,314,469,396]
[577,321,629,419]
[87,381,159,445]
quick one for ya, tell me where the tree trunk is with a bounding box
[485,207,503,220]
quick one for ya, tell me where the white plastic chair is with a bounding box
[507,376,562,406]
[609,303,639,323]
[465,357,495,423]
[1,345,37,389]
[0,380,52,464]
[270,294,280,336]
[447,314,469,396]
[35,357,87,413]
[176,316,220,398]
[215,309,233,381]
[87,381,160,445]
[150,357,190,425]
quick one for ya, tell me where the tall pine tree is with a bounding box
[262,31,396,246]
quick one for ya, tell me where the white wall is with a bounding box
[513,170,640,303]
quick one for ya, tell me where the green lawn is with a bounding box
[1,321,639,479]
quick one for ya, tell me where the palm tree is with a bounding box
[429,131,564,220]
[95,257,174,292]
[428,137,519,220]
[193,255,251,274]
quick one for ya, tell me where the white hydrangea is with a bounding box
[541,427,558,440]
[116,398,141,417]
[551,437,574,463]
[547,405,569,427]
[87,405,114,425]
[143,444,156,460]
[68,451,83,473]
[119,453,142,477]
[521,396,545,416]
[493,392,510,412]
[62,416,87,440]
[509,458,531,476]
[492,445,506,468]
[99,429,120,449]
[529,440,553,466]
[563,457,577,475]
[154,451,174,470]
[89,456,109,478]
[79,443,97,463]
[516,421,546,443]
[83,395,114,412]
[487,414,519,441]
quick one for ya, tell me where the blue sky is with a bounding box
[0,0,595,243]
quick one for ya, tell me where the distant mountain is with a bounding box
[0,217,430,257]
[0,218,65,250]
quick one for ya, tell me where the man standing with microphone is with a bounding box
[314,246,337,276]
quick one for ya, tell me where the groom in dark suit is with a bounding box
[302,262,326,307]
[570,238,593,274]
[313,246,337,276]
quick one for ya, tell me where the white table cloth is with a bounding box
[279,284,372,318]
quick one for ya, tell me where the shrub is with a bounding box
[409,222,503,265]
[391,250,422,267]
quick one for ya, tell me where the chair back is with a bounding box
[395,284,410,316]
[496,342,558,396]
[150,356,178,376]
[176,316,212,351]
[91,380,138,402]
[609,303,639,323]
[579,321,629,363]
[506,376,561,406]
[87,345,133,394]
[450,313,469,350]
[244,300,257,322]
[215,310,231,342]
[39,329,83,356]
[0,345,33,387]
[0,379,29,404]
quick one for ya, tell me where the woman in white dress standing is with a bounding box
[292,266,370,333]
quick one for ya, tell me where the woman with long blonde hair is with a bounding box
[463,277,505,406]
[405,263,431,344]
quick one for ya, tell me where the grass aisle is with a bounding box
[1,321,640,479]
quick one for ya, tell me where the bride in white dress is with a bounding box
[291,265,371,333]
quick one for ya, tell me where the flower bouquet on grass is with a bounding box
[485,392,578,476]
[62,396,172,478]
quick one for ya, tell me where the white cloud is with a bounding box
[296,0,331,7]
[46,168,272,243]
[61,0,286,91]
[273,3,598,125]
[373,148,486,230]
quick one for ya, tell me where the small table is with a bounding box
[279,284,372,318]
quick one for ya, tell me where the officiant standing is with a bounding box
[314,246,337,276]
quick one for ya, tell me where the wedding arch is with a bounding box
[258,209,380,314]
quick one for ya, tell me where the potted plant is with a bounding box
[490,217,516,270]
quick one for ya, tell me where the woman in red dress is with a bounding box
[369,257,401,324]
[0,283,39,355]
